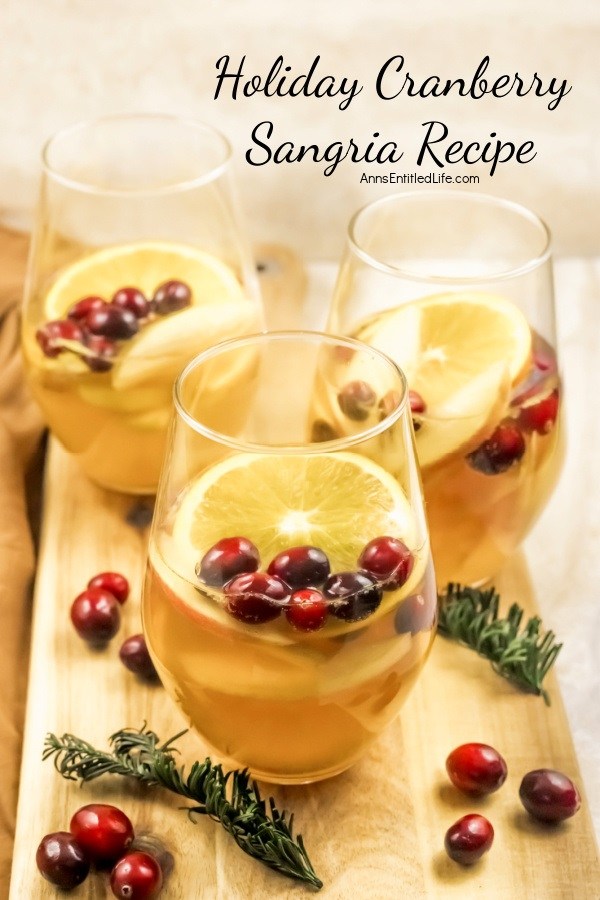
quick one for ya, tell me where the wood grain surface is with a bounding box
[9,441,600,899]
[10,246,600,898]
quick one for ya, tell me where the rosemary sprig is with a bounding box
[438,583,562,705]
[43,725,322,891]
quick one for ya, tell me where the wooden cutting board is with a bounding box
[10,250,599,899]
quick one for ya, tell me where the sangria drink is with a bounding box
[22,115,262,493]
[328,192,564,587]
[143,333,436,783]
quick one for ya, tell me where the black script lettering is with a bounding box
[417,121,536,176]
[216,54,362,111]
[246,123,403,177]
[245,120,274,166]
[214,54,246,99]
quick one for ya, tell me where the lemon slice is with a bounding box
[352,292,532,466]
[165,450,426,635]
[173,450,417,565]
[44,241,260,398]
[44,241,245,319]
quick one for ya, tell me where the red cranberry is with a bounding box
[110,851,163,899]
[337,380,377,421]
[267,545,330,589]
[70,588,121,644]
[153,279,192,314]
[518,389,559,435]
[394,591,437,634]
[533,349,556,372]
[83,334,117,372]
[378,390,402,419]
[446,743,508,795]
[286,589,328,632]
[119,634,159,680]
[112,286,150,319]
[519,769,581,823]
[467,419,526,475]
[36,319,85,358]
[311,419,339,442]
[444,814,494,865]
[68,295,107,322]
[324,571,382,622]
[86,305,139,339]
[87,571,130,604]
[409,389,426,414]
[224,572,290,624]
[70,804,134,863]
[36,832,90,890]
[196,537,260,588]
[358,536,414,590]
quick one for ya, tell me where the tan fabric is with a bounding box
[0,227,44,888]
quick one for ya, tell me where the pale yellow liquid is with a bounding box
[350,308,564,586]
[143,548,436,783]
[22,247,260,493]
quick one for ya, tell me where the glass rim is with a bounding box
[347,189,552,284]
[173,330,409,455]
[41,113,233,196]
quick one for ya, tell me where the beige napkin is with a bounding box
[0,227,44,888]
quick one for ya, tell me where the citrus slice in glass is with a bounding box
[351,291,532,467]
[165,450,427,637]
[43,241,259,392]
[44,241,245,318]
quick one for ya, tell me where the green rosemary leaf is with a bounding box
[43,725,322,890]
[438,583,562,705]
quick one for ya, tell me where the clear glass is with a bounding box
[21,114,263,493]
[142,332,436,784]
[328,191,564,587]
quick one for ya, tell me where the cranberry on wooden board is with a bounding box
[446,743,508,795]
[70,588,121,644]
[358,536,414,590]
[519,769,581,823]
[267,545,330,590]
[87,571,130,604]
[196,537,260,588]
[70,804,134,863]
[224,572,290,624]
[286,589,328,632]
[110,851,163,899]
[444,814,494,865]
[119,634,159,680]
[36,832,90,890]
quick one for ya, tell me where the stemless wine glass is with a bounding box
[21,114,262,493]
[143,332,436,784]
[328,191,564,587]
